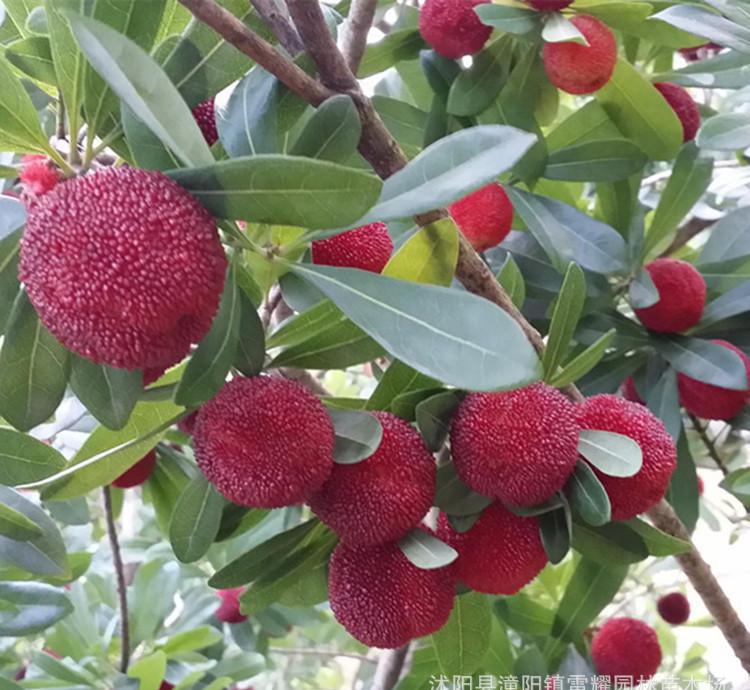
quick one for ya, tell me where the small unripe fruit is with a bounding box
[542,15,617,95]
[311,222,393,273]
[192,98,218,146]
[328,531,455,648]
[657,592,690,625]
[194,376,334,507]
[654,83,701,142]
[621,377,644,405]
[418,0,492,60]
[309,412,435,546]
[437,503,547,595]
[633,259,706,333]
[112,450,156,489]
[448,183,514,252]
[526,0,572,9]
[591,618,662,684]
[215,588,247,624]
[678,340,750,420]
[450,383,580,507]
[577,395,676,520]
[19,155,59,197]
[19,168,227,372]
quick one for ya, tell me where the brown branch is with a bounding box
[689,413,730,477]
[371,645,410,690]
[249,0,304,55]
[103,486,130,672]
[340,0,379,74]
[660,217,715,258]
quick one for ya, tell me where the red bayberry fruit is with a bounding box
[633,259,706,333]
[449,183,514,252]
[450,383,580,507]
[591,618,662,684]
[215,588,247,624]
[678,340,750,420]
[328,530,455,648]
[159,683,174,690]
[193,376,334,507]
[437,503,547,595]
[526,0,572,9]
[19,155,59,197]
[311,222,393,273]
[542,15,617,95]
[309,411,435,546]
[178,410,199,436]
[418,0,492,59]
[577,395,677,520]
[192,98,218,146]
[654,83,701,142]
[112,450,157,489]
[657,592,690,625]
[680,43,722,62]
[19,168,227,372]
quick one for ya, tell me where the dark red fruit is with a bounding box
[193,376,334,507]
[192,98,218,145]
[112,450,157,489]
[654,82,701,142]
[450,383,580,507]
[657,592,690,625]
[178,410,199,436]
[591,618,662,684]
[418,0,492,59]
[215,588,247,624]
[449,183,514,252]
[527,0,572,9]
[309,412,435,546]
[438,503,547,595]
[311,222,393,273]
[680,43,722,62]
[19,168,227,372]
[542,15,617,95]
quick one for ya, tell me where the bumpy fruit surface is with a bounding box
[591,618,662,684]
[215,588,247,623]
[193,376,334,507]
[112,450,156,489]
[311,222,393,273]
[418,0,492,59]
[19,168,227,371]
[577,395,676,520]
[633,259,706,333]
[328,531,455,648]
[678,340,750,420]
[449,183,514,252]
[526,0,572,9]
[438,503,547,595]
[542,15,617,94]
[19,155,59,196]
[309,412,435,546]
[192,98,218,145]
[450,383,580,507]
[657,592,690,625]
[654,82,701,142]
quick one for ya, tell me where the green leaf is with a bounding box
[358,28,425,78]
[595,59,683,161]
[431,592,492,675]
[699,208,750,265]
[415,390,462,452]
[0,582,72,636]
[66,13,213,167]
[543,263,586,380]
[160,626,222,654]
[435,463,493,518]
[121,104,181,171]
[666,427,699,532]
[542,12,588,44]
[544,139,647,182]
[578,430,643,477]
[169,476,224,563]
[699,282,750,329]
[566,461,611,527]
[495,594,554,635]
[546,100,621,152]
[570,520,649,565]
[372,95,428,159]
[625,517,690,556]
[128,651,167,690]
[654,336,749,390]
[383,219,459,287]
[329,409,383,465]
[289,263,541,392]
[0,197,26,243]
[497,255,526,310]
[698,112,750,151]
[475,4,541,34]
[0,428,66,486]
[0,503,43,542]
[0,51,50,153]
[549,329,615,389]
[175,266,239,407]
[629,266,659,308]
[367,359,439,412]
[653,5,750,53]
[290,95,361,163]
[398,530,457,570]
[234,291,265,377]
[358,125,537,224]
[168,156,382,230]
[646,366,682,441]
[539,504,571,564]
[70,356,141,430]
[0,291,70,432]
[5,36,56,84]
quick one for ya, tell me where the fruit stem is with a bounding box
[103,485,130,673]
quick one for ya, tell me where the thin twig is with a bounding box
[340,0,379,74]
[250,0,304,55]
[689,413,730,476]
[270,647,376,663]
[56,97,66,140]
[659,217,715,258]
[103,486,130,673]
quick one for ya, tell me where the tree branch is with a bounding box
[249,0,304,55]
[371,645,410,690]
[689,413,730,477]
[103,486,130,673]
[659,217,715,258]
[340,0,379,74]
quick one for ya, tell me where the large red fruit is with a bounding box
[678,340,750,420]
[633,258,706,333]
[192,98,218,145]
[591,618,662,684]
[657,592,690,625]
[311,223,393,273]
[309,412,435,546]
[193,376,334,507]
[654,82,701,142]
[215,588,247,623]
[542,15,617,94]
[450,383,580,507]
[437,503,547,595]
[418,0,492,59]
[449,183,514,252]
[328,531,455,647]
[526,0,572,9]
[19,168,227,371]
[577,395,676,520]
[112,450,156,489]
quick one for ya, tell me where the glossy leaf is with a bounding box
[234,291,266,377]
[0,503,43,542]
[475,4,541,34]
[542,13,587,44]
[544,139,646,182]
[398,530,457,570]
[578,430,643,478]
[290,95,361,163]
[699,208,750,265]
[383,219,459,287]
[497,255,526,310]
[654,336,749,390]
[0,582,73,636]
[169,476,224,563]
[543,263,587,380]
[431,592,491,675]
[329,409,383,465]
[549,329,615,389]
[625,517,690,556]
[366,360,438,412]
[654,5,750,53]
[646,367,682,441]
[566,461,611,527]
[495,594,554,635]
[415,390,462,452]
[0,429,66,486]
[571,519,649,565]
[539,503,571,564]
[434,462,493,517]
[0,53,49,153]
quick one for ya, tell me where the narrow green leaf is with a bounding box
[0,582,72,636]
[495,594,554,635]
[654,5,750,53]
[357,28,425,78]
[0,429,66,486]
[542,12,587,44]
[435,463,493,517]
[539,504,571,564]
[0,51,50,153]
[497,254,526,310]
[625,517,690,556]
[578,430,643,478]
[544,139,647,182]
[431,592,492,676]
[290,94,362,163]
[549,329,615,388]
[0,504,44,542]
[5,36,56,85]
[234,291,265,377]
[169,476,224,563]
[366,360,438,412]
[398,530,457,570]
[654,336,749,390]
[699,282,750,328]
[415,390,462,452]
[571,520,650,565]
[121,104,181,171]
[329,409,383,465]
[566,461,611,527]
[475,4,541,34]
